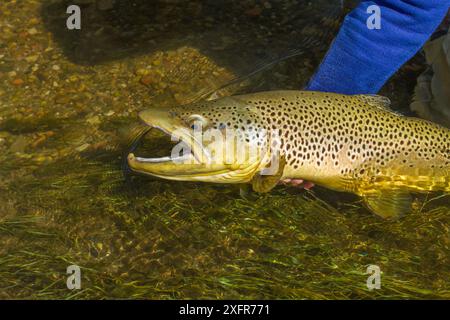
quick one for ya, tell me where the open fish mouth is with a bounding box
[127,126,213,179]
[125,108,248,181]
[128,125,202,165]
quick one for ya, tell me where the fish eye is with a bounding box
[187,114,208,130]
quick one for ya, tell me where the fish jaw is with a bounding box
[127,107,265,184]
[137,108,211,163]
[127,152,261,183]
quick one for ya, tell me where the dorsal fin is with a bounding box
[355,94,392,110]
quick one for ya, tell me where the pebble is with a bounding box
[25,55,39,63]
[140,75,153,86]
[12,78,24,86]
[27,28,38,35]
[135,68,149,76]
[87,115,101,125]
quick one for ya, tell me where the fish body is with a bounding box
[128,90,450,219]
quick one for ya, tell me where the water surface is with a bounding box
[0,0,448,299]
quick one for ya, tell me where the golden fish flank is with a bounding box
[127,90,450,219]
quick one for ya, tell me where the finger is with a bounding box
[303,181,315,190]
[290,179,304,186]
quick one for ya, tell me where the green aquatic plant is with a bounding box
[0,0,448,300]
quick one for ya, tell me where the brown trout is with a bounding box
[127,90,450,219]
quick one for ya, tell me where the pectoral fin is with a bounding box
[238,184,259,201]
[362,190,412,220]
[252,156,286,193]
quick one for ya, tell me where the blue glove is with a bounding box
[305,0,450,94]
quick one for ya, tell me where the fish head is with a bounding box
[127,97,275,184]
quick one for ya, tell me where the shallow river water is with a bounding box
[0,0,448,299]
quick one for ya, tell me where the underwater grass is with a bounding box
[0,0,448,300]
[0,147,449,299]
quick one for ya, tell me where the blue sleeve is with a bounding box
[305,0,449,95]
